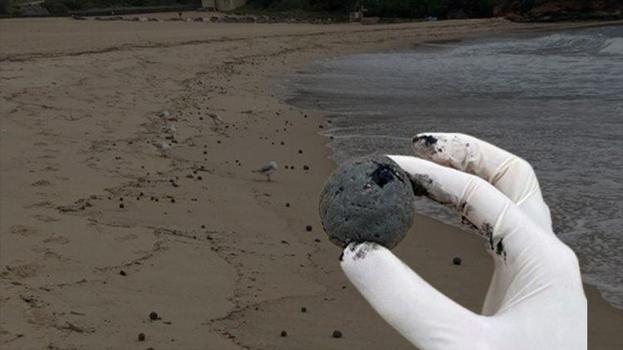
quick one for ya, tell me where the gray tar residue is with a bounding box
[283,26,623,309]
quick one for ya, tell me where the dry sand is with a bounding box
[1,16,622,350]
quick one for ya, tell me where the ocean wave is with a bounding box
[599,37,623,55]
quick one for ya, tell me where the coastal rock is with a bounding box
[496,0,623,21]
[319,155,415,249]
[16,4,49,17]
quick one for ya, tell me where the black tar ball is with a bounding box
[332,330,343,338]
[452,256,462,265]
[149,312,159,320]
[319,155,415,249]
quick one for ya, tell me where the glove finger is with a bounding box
[411,133,552,231]
[341,242,490,350]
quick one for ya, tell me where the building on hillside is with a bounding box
[202,0,246,12]
[200,0,215,9]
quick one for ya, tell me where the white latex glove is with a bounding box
[340,133,586,350]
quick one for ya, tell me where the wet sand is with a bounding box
[1,16,622,349]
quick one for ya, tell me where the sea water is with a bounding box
[286,25,623,309]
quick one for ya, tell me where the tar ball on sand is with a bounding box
[319,155,415,249]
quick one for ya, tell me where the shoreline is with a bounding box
[1,17,621,349]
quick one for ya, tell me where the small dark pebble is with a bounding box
[332,330,342,338]
[303,165,309,170]
[280,330,288,337]
[149,312,159,320]
[138,333,146,341]
[298,150,303,154]
[285,203,290,207]
[201,224,206,229]
[119,203,125,209]
[452,257,462,265]
[301,307,307,313]
[305,225,312,232]
[170,198,175,203]
[119,270,127,276]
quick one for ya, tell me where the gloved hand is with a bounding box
[340,133,587,350]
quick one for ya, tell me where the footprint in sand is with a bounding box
[33,214,61,223]
[1,262,41,279]
[114,233,138,242]
[31,179,52,187]
[10,225,38,237]
[43,235,70,245]
[41,166,59,172]
[43,249,69,262]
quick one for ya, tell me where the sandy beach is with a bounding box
[1,16,622,350]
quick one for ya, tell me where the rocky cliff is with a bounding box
[496,0,623,21]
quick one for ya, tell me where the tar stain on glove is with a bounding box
[319,155,415,249]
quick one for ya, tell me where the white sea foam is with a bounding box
[600,37,623,55]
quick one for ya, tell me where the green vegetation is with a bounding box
[496,0,623,20]
[4,0,620,20]
[0,0,9,14]
[245,0,495,18]
[41,0,200,15]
